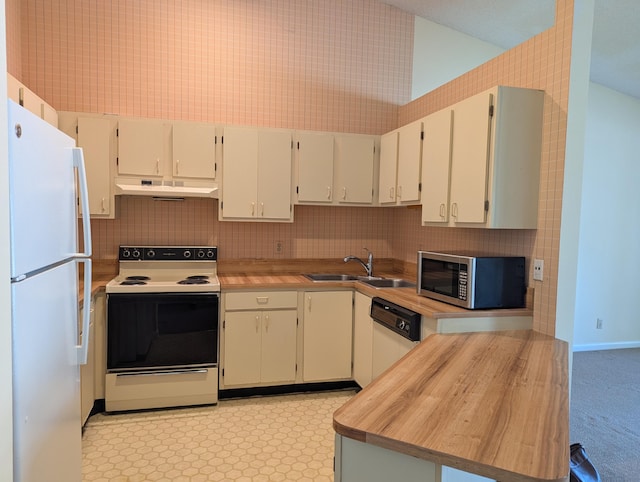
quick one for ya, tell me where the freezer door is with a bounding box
[12,261,82,482]
[8,100,77,277]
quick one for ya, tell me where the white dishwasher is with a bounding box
[370,297,421,379]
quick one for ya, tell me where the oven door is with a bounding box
[107,292,219,372]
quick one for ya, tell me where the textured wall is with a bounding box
[15,0,413,134]
[9,0,577,336]
[397,0,575,335]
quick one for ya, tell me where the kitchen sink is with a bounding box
[304,273,360,281]
[360,278,416,289]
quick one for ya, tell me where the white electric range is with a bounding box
[105,246,220,412]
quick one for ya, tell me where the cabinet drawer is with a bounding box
[225,291,298,310]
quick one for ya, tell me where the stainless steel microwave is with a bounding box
[417,251,526,309]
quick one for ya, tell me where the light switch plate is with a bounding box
[533,259,544,281]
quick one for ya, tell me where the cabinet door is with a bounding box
[296,132,334,203]
[78,117,113,217]
[421,109,453,224]
[257,130,292,219]
[353,292,373,388]
[378,131,399,205]
[335,136,375,204]
[261,310,297,384]
[221,126,259,218]
[449,91,493,224]
[224,311,261,386]
[172,122,217,180]
[117,119,164,176]
[396,120,422,204]
[303,291,353,382]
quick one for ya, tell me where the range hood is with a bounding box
[115,177,219,199]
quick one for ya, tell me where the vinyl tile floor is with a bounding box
[82,390,355,482]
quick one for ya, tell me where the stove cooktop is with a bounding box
[106,245,220,294]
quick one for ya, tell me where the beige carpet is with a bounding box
[570,348,640,481]
[82,390,354,481]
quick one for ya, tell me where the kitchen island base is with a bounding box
[335,435,493,482]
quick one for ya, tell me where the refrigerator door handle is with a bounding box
[77,257,92,365]
[72,147,92,258]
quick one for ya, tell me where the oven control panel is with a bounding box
[119,246,218,261]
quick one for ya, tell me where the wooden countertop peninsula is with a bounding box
[333,330,569,482]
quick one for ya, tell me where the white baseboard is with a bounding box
[573,341,640,352]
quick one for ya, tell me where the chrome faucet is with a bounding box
[344,248,374,278]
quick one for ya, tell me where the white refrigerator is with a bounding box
[8,100,92,482]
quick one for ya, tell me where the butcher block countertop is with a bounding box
[333,330,569,482]
[219,272,533,320]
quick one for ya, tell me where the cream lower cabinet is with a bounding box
[222,291,298,388]
[303,291,353,382]
[352,292,373,388]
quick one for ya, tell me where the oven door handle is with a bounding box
[115,369,210,377]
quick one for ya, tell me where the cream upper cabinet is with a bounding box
[295,132,377,206]
[335,135,376,204]
[296,132,334,203]
[422,87,543,229]
[302,290,353,382]
[8,73,58,127]
[58,112,117,219]
[172,122,217,180]
[378,119,422,205]
[396,120,423,204]
[443,86,544,229]
[221,126,293,221]
[378,131,399,205]
[78,117,116,218]
[421,108,453,224]
[117,118,165,177]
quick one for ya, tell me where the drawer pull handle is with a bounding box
[256,296,269,304]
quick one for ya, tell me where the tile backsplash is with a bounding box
[91,197,395,261]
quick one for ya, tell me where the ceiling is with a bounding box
[382,0,640,99]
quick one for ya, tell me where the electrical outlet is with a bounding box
[275,240,283,254]
[533,259,544,281]
[596,318,603,329]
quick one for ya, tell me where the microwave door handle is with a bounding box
[72,147,92,258]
